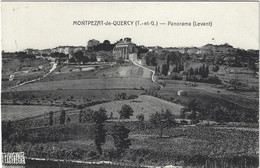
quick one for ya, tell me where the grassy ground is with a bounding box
[8,78,154,91]
[2,89,144,104]
[157,80,258,112]
[1,105,70,121]
[89,95,183,121]
[37,64,151,82]
[3,64,156,92]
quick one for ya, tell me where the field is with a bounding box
[2,56,51,75]
[37,64,152,82]
[8,78,154,91]
[1,105,69,121]
[216,66,258,85]
[89,95,183,121]
[3,64,156,92]
[2,121,258,167]
[157,79,258,112]
[2,56,52,90]
[1,61,259,167]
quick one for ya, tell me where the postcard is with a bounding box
[1,2,259,168]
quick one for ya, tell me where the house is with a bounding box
[9,74,15,81]
[136,59,146,65]
[24,49,33,55]
[97,55,112,62]
[113,38,138,59]
[129,53,137,61]
[147,46,163,52]
[177,90,187,96]
[175,119,192,125]
[96,51,113,62]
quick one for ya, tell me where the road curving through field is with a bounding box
[10,61,57,89]
[131,60,163,89]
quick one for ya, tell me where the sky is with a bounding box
[1,2,259,52]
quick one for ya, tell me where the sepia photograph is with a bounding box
[1,2,259,168]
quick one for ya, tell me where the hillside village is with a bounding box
[1,37,259,168]
[2,37,259,92]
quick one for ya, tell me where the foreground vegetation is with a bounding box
[2,105,259,168]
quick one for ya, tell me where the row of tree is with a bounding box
[81,107,131,156]
[181,99,258,123]
[79,104,134,122]
[187,64,209,78]
[68,51,97,63]
[88,40,115,51]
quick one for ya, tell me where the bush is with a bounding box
[118,104,134,119]
[128,94,138,99]
[112,124,131,156]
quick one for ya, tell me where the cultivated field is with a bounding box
[157,80,258,112]
[8,78,154,92]
[37,64,152,83]
[3,64,156,92]
[89,95,183,121]
[1,105,68,121]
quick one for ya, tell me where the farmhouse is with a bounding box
[177,90,187,96]
[52,46,85,56]
[175,119,192,125]
[9,74,15,81]
[113,38,138,59]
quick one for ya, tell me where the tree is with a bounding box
[59,109,66,125]
[149,109,175,137]
[109,112,114,119]
[66,116,71,123]
[136,114,145,129]
[112,124,131,156]
[116,57,124,65]
[93,107,108,124]
[210,106,230,123]
[136,114,144,122]
[94,123,106,155]
[118,104,134,119]
[74,51,87,63]
[161,63,169,76]
[93,107,108,155]
[79,109,83,122]
[186,99,199,121]
[205,65,209,78]
[79,108,95,123]
[49,111,54,126]
[145,52,157,66]
[189,67,194,76]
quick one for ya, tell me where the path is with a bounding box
[10,62,57,89]
[131,60,163,89]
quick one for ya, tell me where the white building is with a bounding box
[113,38,138,59]
[177,90,187,96]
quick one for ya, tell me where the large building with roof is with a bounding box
[113,38,138,60]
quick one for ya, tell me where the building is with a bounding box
[96,55,111,62]
[24,49,33,55]
[175,119,192,125]
[72,47,85,53]
[129,53,137,61]
[147,46,163,52]
[96,51,113,62]
[9,74,15,81]
[113,38,138,59]
[52,46,84,58]
[39,49,52,56]
[136,59,146,65]
[177,90,187,96]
